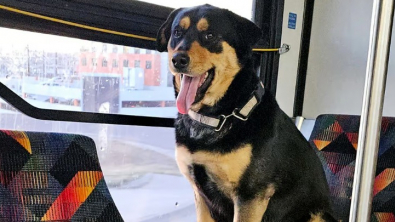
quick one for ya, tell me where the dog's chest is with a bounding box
[176,145,252,197]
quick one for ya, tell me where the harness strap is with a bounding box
[188,82,265,131]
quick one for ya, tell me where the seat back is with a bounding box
[309,114,395,221]
[0,130,123,221]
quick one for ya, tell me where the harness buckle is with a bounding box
[215,114,231,132]
[232,109,249,121]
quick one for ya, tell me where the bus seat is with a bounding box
[309,114,395,221]
[0,130,123,222]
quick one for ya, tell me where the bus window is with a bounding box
[0,27,176,118]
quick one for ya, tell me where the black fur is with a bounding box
[157,5,336,222]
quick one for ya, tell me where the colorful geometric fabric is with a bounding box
[309,115,395,221]
[0,130,123,222]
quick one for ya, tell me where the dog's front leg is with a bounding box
[233,185,275,222]
[193,188,216,222]
[175,146,215,222]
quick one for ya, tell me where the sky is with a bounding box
[0,27,85,53]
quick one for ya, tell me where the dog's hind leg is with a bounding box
[233,197,270,222]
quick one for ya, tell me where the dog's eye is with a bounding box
[204,33,215,41]
[174,29,183,38]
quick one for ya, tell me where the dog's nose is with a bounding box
[172,53,190,70]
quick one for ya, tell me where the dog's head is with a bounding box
[157,4,262,115]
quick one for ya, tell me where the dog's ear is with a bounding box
[156,8,183,52]
[226,11,262,48]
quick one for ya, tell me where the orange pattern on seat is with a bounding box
[4,131,32,154]
[42,171,103,221]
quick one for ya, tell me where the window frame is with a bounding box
[0,81,174,127]
[293,0,315,117]
[252,0,285,96]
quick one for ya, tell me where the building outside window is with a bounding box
[113,46,118,53]
[113,59,118,68]
[146,61,152,69]
[92,58,97,66]
[134,60,140,68]
[123,59,129,67]
[81,57,87,66]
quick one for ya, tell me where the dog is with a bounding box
[156,4,336,222]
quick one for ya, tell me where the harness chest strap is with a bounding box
[187,82,265,131]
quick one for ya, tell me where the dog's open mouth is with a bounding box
[176,68,215,114]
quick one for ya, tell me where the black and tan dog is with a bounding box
[157,4,336,222]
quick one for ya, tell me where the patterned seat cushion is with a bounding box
[0,130,123,222]
[309,114,395,222]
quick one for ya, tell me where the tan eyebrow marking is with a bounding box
[197,18,209,31]
[180,16,191,29]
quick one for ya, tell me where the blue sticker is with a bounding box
[288,13,297,29]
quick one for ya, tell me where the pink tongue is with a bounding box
[177,76,201,114]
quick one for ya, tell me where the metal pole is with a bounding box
[349,0,394,221]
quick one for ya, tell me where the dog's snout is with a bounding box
[172,53,190,70]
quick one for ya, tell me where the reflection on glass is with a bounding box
[0,27,176,118]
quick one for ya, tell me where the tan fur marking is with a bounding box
[233,184,275,222]
[201,42,240,107]
[309,213,325,222]
[180,16,191,29]
[175,146,193,180]
[192,42,240,111]
[197,18,209,31]
[177,144,252,198]
[174,73,181,93]
[183,41,214,75]
[179,41,240,111]
[176,146,215,222]
[193,144,252,194]
[194,190,216,222]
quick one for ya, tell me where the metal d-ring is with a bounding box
[215,110,250,131]
[215,113,233,132]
